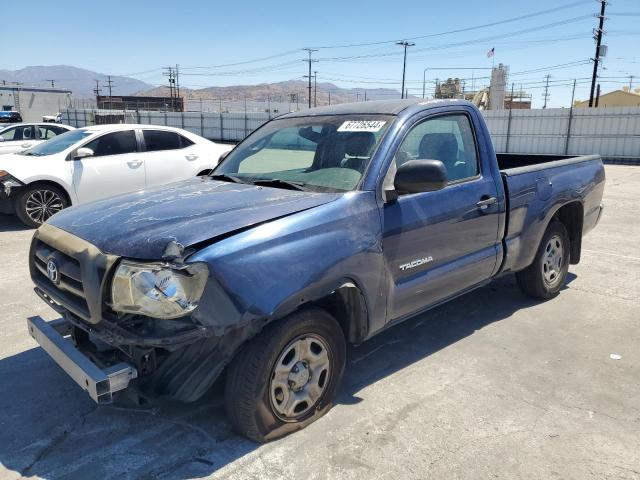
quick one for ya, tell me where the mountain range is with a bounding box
[0,65,404,105]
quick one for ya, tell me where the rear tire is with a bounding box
[15,184,69,228]
[516,220,570,299]
[224,307,346,443]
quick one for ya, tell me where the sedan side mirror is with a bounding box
[394,159,448,195]
[74,147,94,160]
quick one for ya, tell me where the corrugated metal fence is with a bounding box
[62,106,640,161]
[483,106,640,162]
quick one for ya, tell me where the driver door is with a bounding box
[382,112,501,321]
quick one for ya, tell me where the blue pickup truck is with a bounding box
[27,99,604,442]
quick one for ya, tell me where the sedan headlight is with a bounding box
[111,261,209,319]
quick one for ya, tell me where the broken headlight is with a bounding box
[111,261,209,319]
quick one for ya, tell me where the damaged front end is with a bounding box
[28,224,246,404]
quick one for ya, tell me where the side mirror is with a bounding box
[74,147,94,160]
[0,136,4,142]
[218,150,230,163]
[394,159,448,195]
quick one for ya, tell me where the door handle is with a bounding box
[127,160,143,168]
[185,154,198,161]
[476,196,497,210]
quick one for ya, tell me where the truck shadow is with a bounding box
[0,274,547,479]
[0,214,32,232]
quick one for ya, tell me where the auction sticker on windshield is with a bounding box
[337,120,387,132]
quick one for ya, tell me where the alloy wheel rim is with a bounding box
[25,189,64,224]
[542,234,564,287]
[269,334,331,421]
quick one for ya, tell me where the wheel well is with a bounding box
[313,284,369,344]
[22,181,72,206]
[554,202,583,264]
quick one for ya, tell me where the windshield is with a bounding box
[19,128,93,156]
[215,115,394,192]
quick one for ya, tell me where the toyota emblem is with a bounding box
[46,259,59,284]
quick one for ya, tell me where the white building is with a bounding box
[0,85,72,122]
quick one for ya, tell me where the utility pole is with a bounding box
[422,67,428,98]
[46,79,55,88]
[105,75,114,110]
[314,70,318,107]
[595,83,601,107]
[302,48,318,108]
[542,74,551,109]
[93,80,101,96]
[175,64,181,111]
[397,41,415,99]
[163,67,175,104]
[589,0,607,107]
[629,75,635,90]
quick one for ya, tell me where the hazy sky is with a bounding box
[2,0,639,107]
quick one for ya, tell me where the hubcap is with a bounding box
[542,234,564,287]
[269,335,331,421]
[25,189,64,224]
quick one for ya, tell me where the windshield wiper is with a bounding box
[250,178,309,191]
[209,173,247,184]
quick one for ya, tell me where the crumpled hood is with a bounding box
[48,177,341,259]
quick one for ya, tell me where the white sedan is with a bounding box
[0,124,232,227]
[0,123,75,155]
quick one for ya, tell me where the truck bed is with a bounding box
[496,153,605,276]
[496,153,600,172]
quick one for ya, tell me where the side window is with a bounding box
[2,125,34,141]
[39,127,60,139]
[394,114,478,183]
[49,126,69,136]
[84,130,138,157]
[143,130,192,151]
[0,126,18,140]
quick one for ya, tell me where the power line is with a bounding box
[309,0,591,49]
[318,15,592,62]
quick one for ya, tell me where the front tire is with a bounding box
[224,307,346,443]
[15,184,69,228]
[516,220,570,299]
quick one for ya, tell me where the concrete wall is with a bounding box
[0,87,72,122]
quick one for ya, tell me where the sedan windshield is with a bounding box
[19,128,93,156]
[215,115,394,192]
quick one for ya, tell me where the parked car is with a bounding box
[0,111,23,123]
[0,124,232,227]
[42,114,62,123]
[0,123,75,156]
[26,100,604,442]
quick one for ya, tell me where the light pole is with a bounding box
[422,68,428,98]
[397,41,415,99]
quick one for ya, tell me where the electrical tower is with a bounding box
[589,0,607,107]
[542,74,551,109]
[302,48,318,108]
[45,79,55,88]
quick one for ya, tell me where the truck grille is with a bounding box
[29,224,119,324]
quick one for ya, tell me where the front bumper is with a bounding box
[27,316,137,404]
